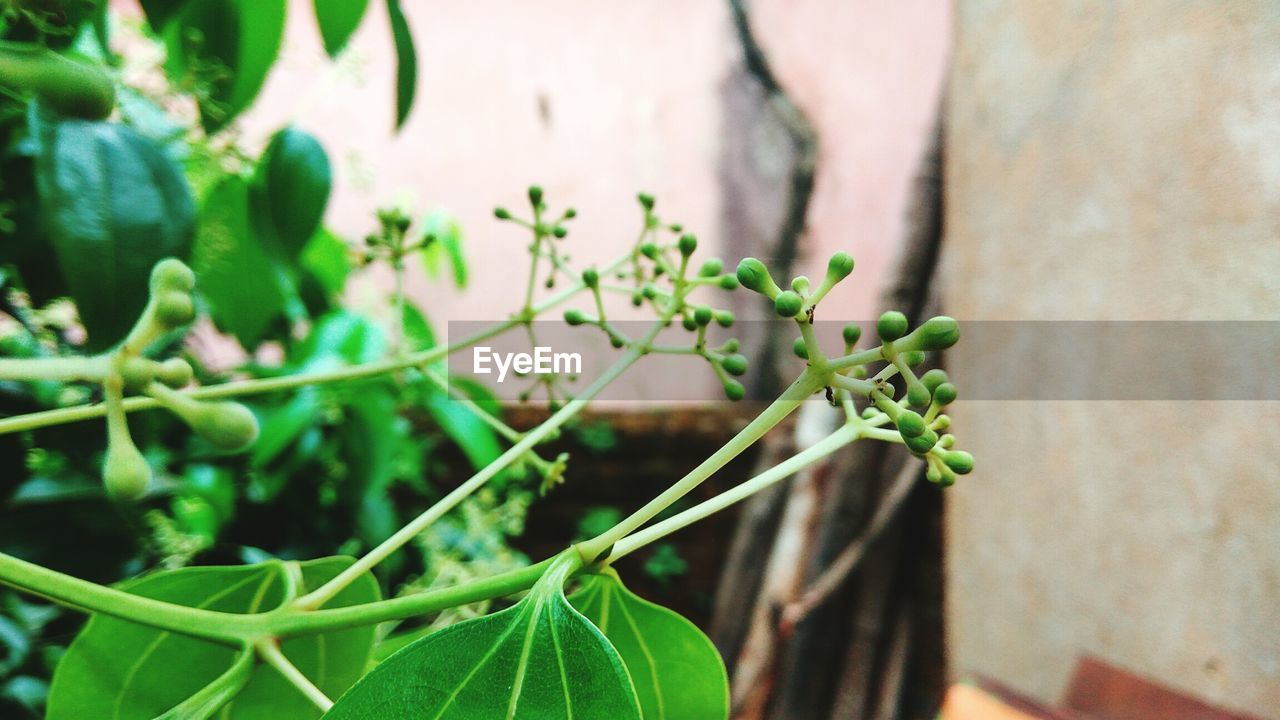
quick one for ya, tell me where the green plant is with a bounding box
[0,5,973,718]
[0,184,971,716]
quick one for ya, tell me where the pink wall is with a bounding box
[233,0,950,332]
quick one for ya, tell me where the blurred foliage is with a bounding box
[0,3,541,718]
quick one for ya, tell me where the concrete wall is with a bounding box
[944,2,1280,715]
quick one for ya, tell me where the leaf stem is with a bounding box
[155,643,254,719]
[255,638,333,712]
[576,367,825,560]
[0,355,110,381]
[294,330,656,610]
[608,421,859,561]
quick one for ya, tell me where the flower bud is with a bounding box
[699,258,723,277]
[721,338,740,353]
[907,382,931,408]
[694,305,713,326]
[901,351,925,367]
[637,192,655,210]
[826,251,854,283]
[904,427,938,455]
[640,242,660,260]
[926,462,943,484]
[155,291,195,327]
[920,369,949,393]
[932,382,957,406]
[792,336,809,359]
[717,275,740,291]
[932,415,952,431]
[582,268,599,288]
[938,432,955,448]
[564,309,588,326]
[941,450,974,475]
[564,208,577,219]
[631,291,644,307]
[877,311,908,342]
[157,358,194,388]
[494,207,512,220]
[791,276,810,295]
[714,310,735,328]
[723,379,746,401]
[678,233,698,257]
[120,359,156,392]
[103,440,150,501]
[610,334,625,348]
[190,402,260,451]
[895,410,926,438]
[735,258,781,298]
[528,185,544,206]
[861,406,879,419]
[681,316,698,332]
[151,259,195,293]
[774,291,803,318]
[842,323,861,346]
[721,353,748,376]
[641,284,658,300]
[899,315,960,352]
[552,226,568,238]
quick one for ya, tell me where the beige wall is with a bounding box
[234,0,949,373]
[945,1,1280,715]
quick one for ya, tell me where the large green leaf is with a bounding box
[46,557,379,719]
[32,108,196,349]
[251,126,332,263]
[164,0,287,132]
[191,177,288,349]
[313,0,369,57]
[324,557,642,719]
[385,0,417,130]
[570,570,729,720]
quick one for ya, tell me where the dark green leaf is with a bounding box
[313,0,369,57]
[191,177,288,349]
[251,126,332,263]
[325,558,641,719]
[164,0,287,132]
[46,558,379,719]
[385,0,417,130]
[32,109,196,350]
[249,389,322,468]
[570,570,729,720]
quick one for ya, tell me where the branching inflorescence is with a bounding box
[0,187,972,718]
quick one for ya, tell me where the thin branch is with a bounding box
[779,457,920,632]
[255,639,333,712]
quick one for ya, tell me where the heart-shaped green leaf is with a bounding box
[324,556,641,719]
[46,557,379,719]
[570,570,729,720]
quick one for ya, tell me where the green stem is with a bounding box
[422,366,522,443]
[294,335,654,610]
[608,422,859,561]
[0,355,109,381]
[0,551,268,643]
[155,644,254,720]
[0,251,637,437]
[271,560,552,637]
[256,639,332,712]
[577,367,825,560]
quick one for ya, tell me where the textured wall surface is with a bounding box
[944,2,1280,715]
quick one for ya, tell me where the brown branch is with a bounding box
[778,456,920,633]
